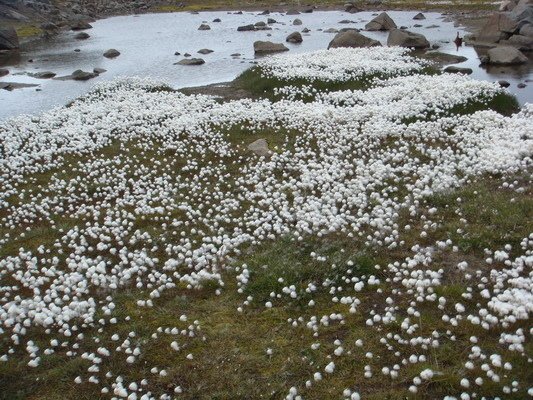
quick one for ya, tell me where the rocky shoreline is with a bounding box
[0,0,496,48]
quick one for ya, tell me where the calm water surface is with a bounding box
[0,10,531,120]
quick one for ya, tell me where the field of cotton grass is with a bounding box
[0,47,532,400]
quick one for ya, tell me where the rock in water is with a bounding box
[248,139,272,157]
[75,32,90,40]
[175,58,205,65]
[483,46,528,64]
[365,12,397,31]
[293,18,303,26]
[103,49,121,58]
[71,70,98,80]
[413,12,426,20]
[286,32,303,43]
[444,66,473,74]
[198,49,214,54]
[70,21,93,31]
[238,24,256,31]
[0,27,19,50]
[387,29,430,49]
[198,24,211,30]
[253,41,289,54]
[30,71,56,79]
[0,68,9,77]
[328,30,381,49]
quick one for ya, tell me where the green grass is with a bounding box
[234,65,439,102]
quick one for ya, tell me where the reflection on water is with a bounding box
[0,10,531,120]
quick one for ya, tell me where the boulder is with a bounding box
[198,48,213,54]
[477,13,518,43]
[365,12,397,31]
[511,0,533,22]
[293,18,302,25]
[213,18,221,22]
[328,30,381,49]
[254,41,289,54]
[103,49,120,58]
[501,34,533,50]
[71,69,98,80]
[387,29,430,48]
[444,66,473,74]
[71,21,92,30]
[93,67,107,74]
[520,23,533,36]
[286,32,303,43]
[198,24,210,30]
[483,45,528,64]
[75,32,90,40]
[175,58,205,65]
[238,24,255,31]
[0,68,8,77]
[267,18,277,24]
[248,139,272,157]
[302,27,311,33]
[413,12,426,20]
[499,80,511,87]
[0,27,19,50]
[30,71,56,79]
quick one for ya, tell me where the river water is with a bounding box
[0,10,532,120]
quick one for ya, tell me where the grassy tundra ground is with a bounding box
[0,48,531,400]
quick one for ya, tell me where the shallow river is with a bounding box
[0,10,532,120]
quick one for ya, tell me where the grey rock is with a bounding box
[248,139,272,157]
[103,49,120,58]
[387,29,430,49]
[175,58,205,65]
[198,24,210,30]
[286,9,300,15]
[328,30,381,49]
[477,13,518,43]
[484,45,528,64]
[444,66,473,74]
[0,81,39,90]
[293,18,302,26]
[75,32,90,40]
[93,67,107,74]
[286,31,303,43]
[324,28,339,33]
[498,80,511,87]
[213,18,221,22]
[71,69,98,80]
[198,48,213,54]
[70,21,92,30]
[365,12,397,31]
[501,34,533,50]
[267,18,277,24]
[30,71,56,79]
[238,24,256,31]
[0,68,8,77]
[517,82,527,88]
[520,23,533,36]
[0,27,19,50]
[413,12,426,20]
[253,41,289,54]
